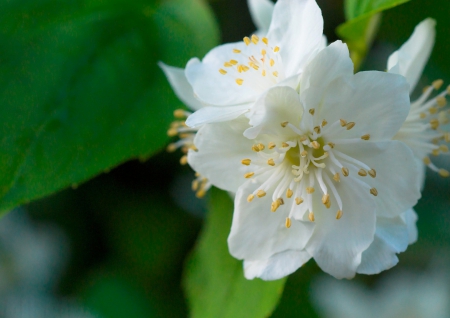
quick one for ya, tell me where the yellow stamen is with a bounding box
[361,134,370,140]
[300,150,308,157]
[311,141,320,149]
[233,49,241,53]
[420,113,427,119]
[241,158,251,165]
[308,212,315,222]
[368,169,376,178]
[219,69,227,75]
[328,142,335,148]
[439,169,450,177]
[437,96,447,107]
[333,173,340,182]
[243,36,251,45]
[270,59,275,67]
[274,46,280,52]
[267,158,275,166]
[224,62,232,67]
[251,34,259,44]
[322,194,330,205]
[286,188,293,198]
[340,119,347,127]
[440,145,449,153]
[166,143,177,153]
[257,190,266,198]
[236,78,244,85]
[229,59,238,65]
[252,145,260,152]
[336,210,343,220]
[432,79,444,90]
[167,128,178,137]
[346,122,355,130]
[423,157,431,165]
[309,108,315,115]
[257,143,265,151]
[295,197,304,205]
[306,187,315,194]
[314,126,321,134]
[180,155,188,165]
[430,118,439,129]
[268,142,276,149]
[370,188,378,196]
[271,200,280,212]
[285,217,291,228]
[282,142,290,148]
[262,70,266,76]
[173,109,186,118]
[247,194,255,202]
[272,71,278,77]
[341,167,349,177]
[262,37,268,45]
[244,172,254,178]
[281,121,288,127]
[358,169,367,177]
[429,107,438,114]
[322,120,328,127]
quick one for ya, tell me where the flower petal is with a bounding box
[388,18,436,93]
[228,180,315,261]
[244,249,311,280]
[158,62,205,111]
[337,140,421,218]
[267,0,324,77]
[403,208,418,244]
[185,104,250,128]
[244,86,303,139]
[303,71,410,141]
[247,0,274,35]
[305,176,376,279]
[188,118,256,192]
[185,44,259,106]
[357,215,410,275]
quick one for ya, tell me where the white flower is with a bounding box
[161,0,325,129]
[388,18,450,180]
[188,41,422,279]
[311,265,450,318]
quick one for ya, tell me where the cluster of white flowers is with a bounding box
[161,0,449,279]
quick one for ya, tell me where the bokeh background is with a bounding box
[1,0,449,317]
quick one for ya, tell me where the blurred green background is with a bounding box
[0,0,449,317]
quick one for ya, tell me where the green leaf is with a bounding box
[184,188,286,318]
[338,0,410,70]
[0,0,219,213]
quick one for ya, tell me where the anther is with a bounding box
[251,34,259,44]
[440,145,449,153]
[368,169,376,178]
[252,145,260,152]
[308,212,315,222]
[281,121,289,127]
[301,150,308,157]
[437,96,447,107]
[346,122,355,130]
[370,188,378,196]
[420,113,427,119]
[167,128,178,137]
[270,59,275,67]
[244,172,254,178]
[311,141,320,149]
[432,79,444,90]
[180,155,188,165]
[309,109,315,115]
[272,71,278,77]
[285,217,291,228]
[243,36,251,45]
[257,190,266,198]
[274,46,280,52]
[341,167,349,177]
[247,194,255,202]
[229,60,238,65]
[430,118,439,129]
[196,189,206,198]
[277,198,285,205]
[286,188,293,198]
[432,149,440,156]
[233,49,241,53]
[241,158,251,165]
[340,119,347,127]
[333,173,340,182]
[306,187,315,194]
[295,197,303,205]
[322,120,328,127]
[314,126,321,134]
[192,180,199,191]
[224,62,232,67]
[268,142,276,149]
[261,49,266,56]
[439,169,450,177]
[262,70,266,76]
[262,37,268,45]
[447,85,450,94]
[166,143,177,152]
[236,78,244,86]
[358,169,367,177]
[267,158,275,166]
[325,201,331,209]
[328,142,335,148]
[282,142,290,148]
[336,210,343,220]
[361,134,370,140]
[271,200,280,212]
[322,194,330,205]
[257,143,265,151]
[423,157,431,165]
[173,109,186,118]
[219,69,227,75]
[429,107,438,114]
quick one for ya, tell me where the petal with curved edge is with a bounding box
[267,0,323,77]
[228,180,315,261]
[403,208,418,244]
[244,249,311,281]
[185,43,260,106]
[244,86,303,139]
[388,18,436,93]
[303,71,410,141]
[337,141,421,218]
[185,104,250,128]
[188,118,255,192]
[305,175,376,279]
[158,62,205,111]
[247,0,274,35]
[357,215,409,275]
[300,41,353,96]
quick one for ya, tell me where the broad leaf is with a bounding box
[338,0,410,70]
[0,0,219,213]
[184,188,286,318]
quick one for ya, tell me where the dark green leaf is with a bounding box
[338,0,410,70]
[184,188,286,318]
[0,0,219,213]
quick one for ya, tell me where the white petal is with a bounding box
[267,0,324,77]
[305,176,376,279]
[228,180,315,261]
[185,104,250,128]
[185,44,259,106]
[188,119,256,192]
[357,215,409,275]
[304,71,410,141]
[158,62,205,111]
[244,86,303,139]
[244,249,311,281]
[388,18,436,93]
[337,141,421,218]
[247,0,274,34]
[403,208,418,244]
[300,41,353,96]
